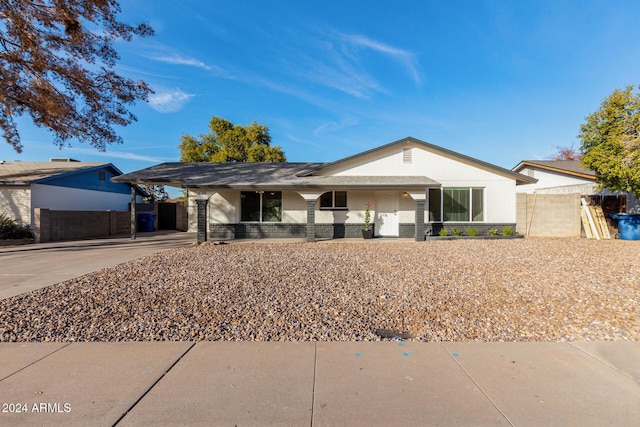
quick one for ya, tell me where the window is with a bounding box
[98,170,106,181]
[241,191,281,222]
[428,188,484,222]
[319,191,347,209]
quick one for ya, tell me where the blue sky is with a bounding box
[4,0,640,194]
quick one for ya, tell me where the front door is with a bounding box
[375,191,399,237]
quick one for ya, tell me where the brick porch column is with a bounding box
[414,199,426,241]
[196,198,208,244]
[306,199,316,242]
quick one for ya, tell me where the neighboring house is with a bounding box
[0,159,145,229]
[114,137,535,241]
[512,160,639,213]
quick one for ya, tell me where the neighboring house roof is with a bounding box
[0,161,147,196]
[512,160,595,180]
[0,161,109,185]
[113,136,536,188]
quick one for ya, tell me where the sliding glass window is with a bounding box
[428,188,484,222]
[241,191,282,222]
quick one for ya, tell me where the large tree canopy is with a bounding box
[179,116,286,162]
[579,85,640,197]
[0,0,154,153]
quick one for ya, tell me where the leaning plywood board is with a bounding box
[592,205,611,239]
[581,207,595,239]
[581,198,600,240]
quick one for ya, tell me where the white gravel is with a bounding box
[1,239,639,342]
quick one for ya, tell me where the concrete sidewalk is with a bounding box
[0,231,195,300]
[0,341,638,426]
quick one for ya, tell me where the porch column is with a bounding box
[305,200,316,242]
[406,191,428,241]
[196,198,208,244]
[130,185,136,240]
[414,199,426,241]
[296,192,324,243]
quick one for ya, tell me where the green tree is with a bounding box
[179,116,286,162]
[579,85,640,197]
[0,0,154,153]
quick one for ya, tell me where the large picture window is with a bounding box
[428,188,484,222]
[241,191,282,222]
[319,191,347,209]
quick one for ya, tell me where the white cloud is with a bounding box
[148,88,195,113]
[151,54,212,70]
[333,31,421,85]
[66,147,174,163]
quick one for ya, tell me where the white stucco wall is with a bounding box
[0,186,32,226]
[318,143,518,223]
[515,167,594,193]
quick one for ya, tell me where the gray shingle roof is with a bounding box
[112,162,439,189]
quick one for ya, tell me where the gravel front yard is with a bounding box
[1,239,639,342]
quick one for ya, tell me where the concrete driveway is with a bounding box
[0,231,195,300]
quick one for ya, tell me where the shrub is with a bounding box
[438,228,448,236]
[0,212,33,240]
[488,228,499,236]
[452,227,464,236]
[465,226,479,236]
[502,226,513,236]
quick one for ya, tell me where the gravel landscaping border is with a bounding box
[1,239,638,342]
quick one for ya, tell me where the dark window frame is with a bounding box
[240,191,282,222]
[319,191,348,210]
[428,187,484,222]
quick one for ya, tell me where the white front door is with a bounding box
[375,191,399,237]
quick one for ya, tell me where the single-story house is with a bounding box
[512,160,639,213]
[0,158,146,229]
[113,137,536,241]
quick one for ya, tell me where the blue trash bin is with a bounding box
[138,213,156,232]
[610,214,640,240]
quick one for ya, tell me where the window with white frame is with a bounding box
[319,191,347,209]
[428,188,484,222]
[240,191,282,222]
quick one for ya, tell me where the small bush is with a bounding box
[438,228,448,236]
[488,228,499,236]
[502,226,513,236]
[452,227,464,236]
[465,226,479,236]
[0,212,33,240]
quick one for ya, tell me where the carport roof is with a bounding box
[111,162,440,189]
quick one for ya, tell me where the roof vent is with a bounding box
[402,148,412,164]
[50,158,80,162]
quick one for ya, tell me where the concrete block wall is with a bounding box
[516,193,581,237]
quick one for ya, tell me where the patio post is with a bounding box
[414,199,426,241]
[130,185,136,240]
[195,197,208,244]
[305,199,316,242]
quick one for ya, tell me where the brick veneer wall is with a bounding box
[208,222,516,240]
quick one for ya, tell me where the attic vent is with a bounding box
[403,148,413,164]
